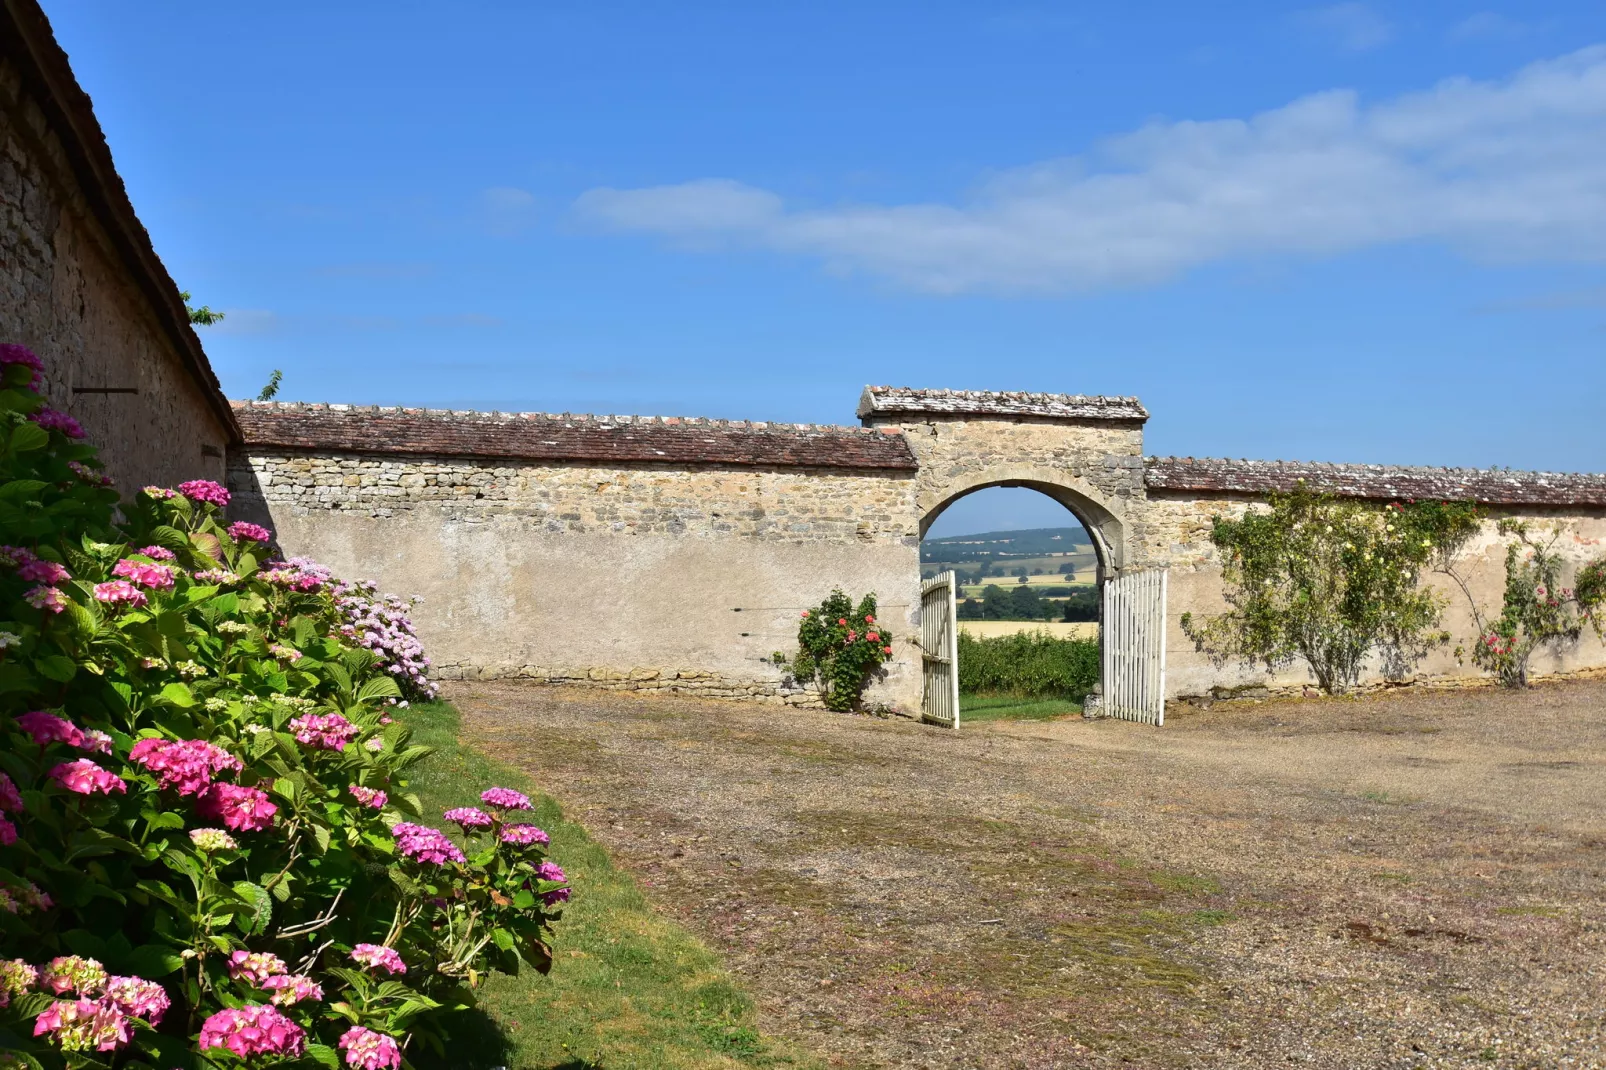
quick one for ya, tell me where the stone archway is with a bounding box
[858,386,1151,578]
[919,468,1125,581]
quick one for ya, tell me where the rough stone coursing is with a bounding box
[1146,456,1606,507]
[859,385,1148,423]
[0,10,235,489]
[232,452,919,542]
[234,401,916,472]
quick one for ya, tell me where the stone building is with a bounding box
[0,0,237,489]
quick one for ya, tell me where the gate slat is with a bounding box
[1101,568,1168,726]
[920,570,960,729]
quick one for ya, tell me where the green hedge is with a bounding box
[957,630,1100,699]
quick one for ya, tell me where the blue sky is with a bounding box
[45,2,1606,535]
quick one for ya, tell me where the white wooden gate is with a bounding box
[920,571,960,729]
[1101,568,1168,726]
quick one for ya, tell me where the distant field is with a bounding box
[956,572,1096,595]
[959,621,1099,640]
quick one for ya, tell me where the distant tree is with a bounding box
[256,369,283,401]
[180,290,225,326]
[1059,562,1076,575]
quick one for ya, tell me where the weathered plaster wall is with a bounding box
[1143,492,1606,696]
[0,50,232,489]
[229,450,926,710]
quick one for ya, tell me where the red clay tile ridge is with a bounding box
[1145,456,1606,507]
[231,400,918,471]
[858,386,1149,423]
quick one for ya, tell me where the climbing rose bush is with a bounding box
[0,346,568,1068]
[791,589,895,711]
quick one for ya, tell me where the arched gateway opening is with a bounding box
[858,386,1167,727]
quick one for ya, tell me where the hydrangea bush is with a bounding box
[0,346,567,1068]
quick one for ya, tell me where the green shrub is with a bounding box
[791,590,894,712]
[0,344,566,1068]
[957,630,1099,700]
[1179,485,1481,694]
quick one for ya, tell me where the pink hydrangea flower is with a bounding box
[0,343,45,388]
[0,545,36,567]
[178,479,231,508]
[349,785,387,809]
[141,486,176,499]
[130,737,243,795]
[289,712,358,751]
[17,558,69,584]
[41,956,106,996]
[30,407,85,439]
[92,580,147,608]
[0,818,14,846]
[227,521,273,543]
[535,860,570,905]
[499,824,550,848]
[49,759,126,796]
[260,973,322,1005]
[103,976,170,1023]
[111,559,175,590]
[390,822,466,865]
[33,997,131,1052]
[338,1025,403,1070]
[20,881,51,911]
[15,710,86,748]
[136,545,176,561]
[24,585,68,613]
[198,1004,305,1060]
[480,787,532,811]
[228,950,287,985]
[0,772,21,812]
[443,806,493,830]
[196,782,277,831]
[349,944,407,975]
[82,729,113,754]
[0,958,37,1007]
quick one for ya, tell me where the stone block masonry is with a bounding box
[0,1,238,489]
[230,404,927,711]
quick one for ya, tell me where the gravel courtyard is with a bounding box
[449,679,1606,1070]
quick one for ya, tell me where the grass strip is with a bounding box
[959,694,1083,722]
[398,700,815,1070]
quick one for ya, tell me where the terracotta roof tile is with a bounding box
[858,386,1148,423]
[1145,456,1606,507]
[233,401,918,472]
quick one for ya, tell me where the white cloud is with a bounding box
[1295,3,1395,52]
[1450,12,1535,42]
[574,46,1606,294]
[478,186,538,236]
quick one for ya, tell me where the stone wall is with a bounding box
[1143,460,1606,697]
[0,4,236,490]
[229,395,1606,713]
[228,410,926,710]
